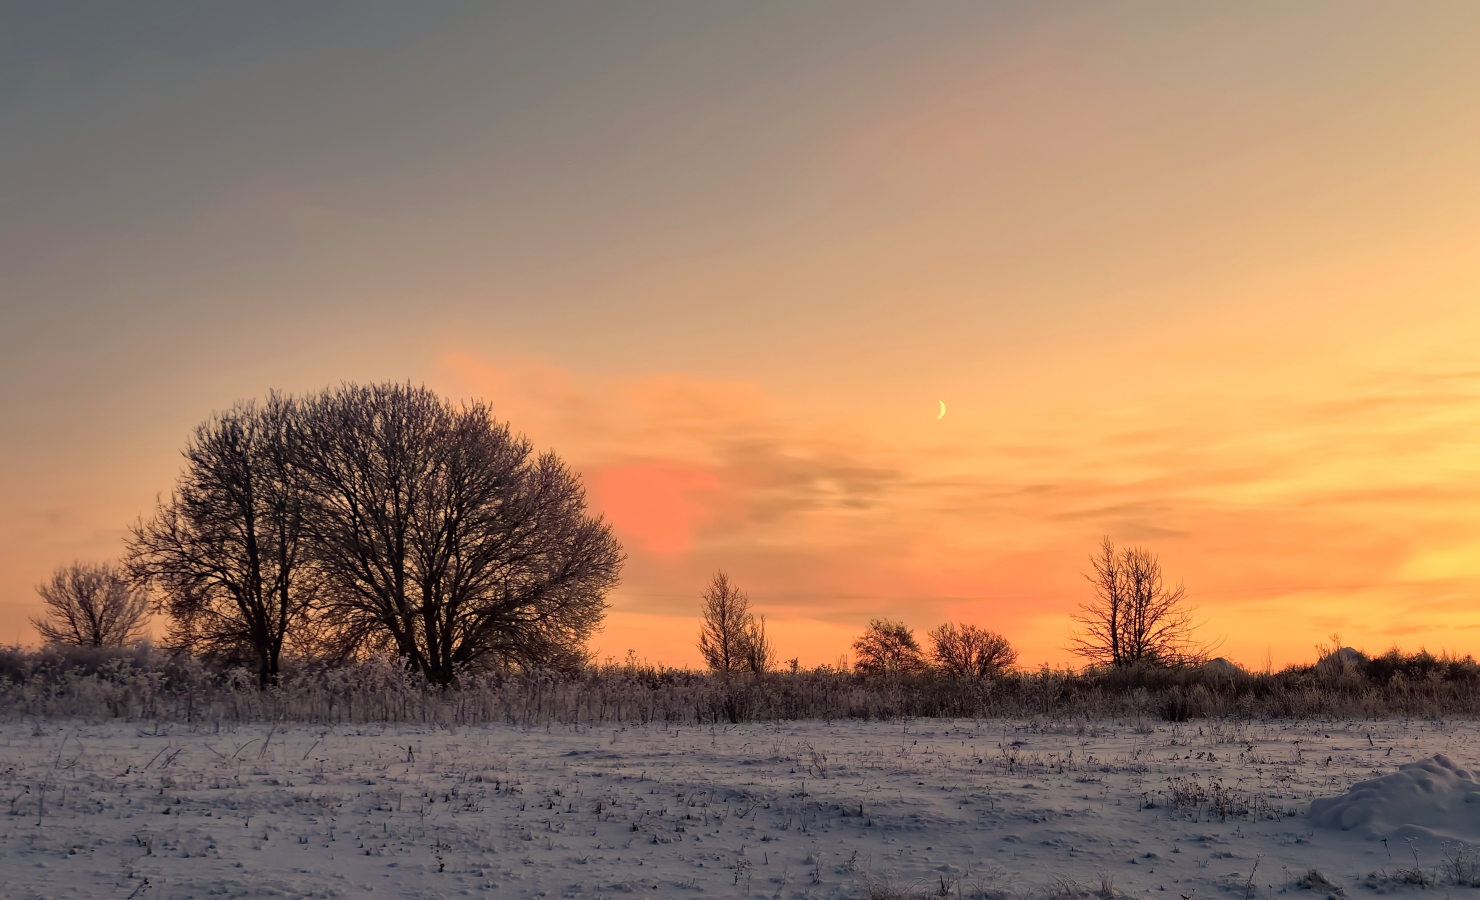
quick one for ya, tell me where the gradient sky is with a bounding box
[5,2,1480,669]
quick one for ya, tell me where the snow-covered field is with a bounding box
[3,717,1480,899]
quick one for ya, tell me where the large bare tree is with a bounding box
[1069,537,1203,667]
[32,562,151,647]
[295,383,621,684]
[127,395,315,687]
[697,572,771,675]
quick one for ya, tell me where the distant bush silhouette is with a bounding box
[0,644,1476,725]
[928,622,1016,679]
[31,562,150,648]
[853,619,927,675]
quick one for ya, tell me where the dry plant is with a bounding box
[860,874,931,900]
[797,740,828,777]
[1365,840,1433,888]
[1295,869,1342,894]
[2,641,1480,726]
[1440,843,1480,887]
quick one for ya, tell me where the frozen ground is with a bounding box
[2,717,1479,899]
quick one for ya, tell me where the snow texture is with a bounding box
[0,718,1475,898]
[1309,754,1480,842]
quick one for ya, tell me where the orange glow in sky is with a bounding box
[3,4,1480,671]
[594,464,722,556]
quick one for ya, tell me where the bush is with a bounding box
[0,645,1474,726]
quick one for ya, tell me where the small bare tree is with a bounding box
[745,614,773,674]
[852,618,927,675]
[32,562,150,647]
[1070,537,1204,667]
[697,572,770,674]
[928,622,1016,678]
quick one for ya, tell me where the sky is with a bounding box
[4,1,1480,670]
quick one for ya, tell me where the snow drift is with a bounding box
[1310,754,1480,842]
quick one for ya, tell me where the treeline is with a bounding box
[30,380,1460,723]
[1,643,1478,725]
[34,384,621,688]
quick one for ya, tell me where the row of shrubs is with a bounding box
[0,643,1477,726]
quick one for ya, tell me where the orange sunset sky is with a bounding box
[3,3,1480,670]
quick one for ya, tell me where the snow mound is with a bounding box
[1202,657,1244,674]
[1315,647,1366,675]
[1309,755,1480,842]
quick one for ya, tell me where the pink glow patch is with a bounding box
[593,463,723,555]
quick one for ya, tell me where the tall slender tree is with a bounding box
[127,395,314,687]
[295,383,621,683]
[697,572,770,674]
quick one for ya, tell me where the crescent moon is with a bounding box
[937,400,946,419]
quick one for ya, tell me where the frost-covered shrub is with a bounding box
[1,644,1478,724]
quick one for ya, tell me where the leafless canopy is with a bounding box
[696,571,771,675]
[295,383,622,684]
[1069,537,1206,668]
[126,395,315,686]
[32,561,150,647]
[852,618,927,676]
[928,622,1017,679]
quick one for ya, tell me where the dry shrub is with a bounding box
[1,645,1478,725]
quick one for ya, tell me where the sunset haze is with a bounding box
[4,2,1480,670]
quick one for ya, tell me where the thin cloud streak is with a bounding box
[436,352,1480,670]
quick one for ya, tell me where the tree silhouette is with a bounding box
[852,618,927,675]
[1069,537,1205,667]
[928,622,1016,678]
[295,383,621,684]
[127,395,314,687]
[32,562,150,647]
[697,571,771,674]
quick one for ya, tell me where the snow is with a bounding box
[0,717,1477,898]
[1309,754,1480,843]
[1316,649,1367,676]
[1201,658,1244,674]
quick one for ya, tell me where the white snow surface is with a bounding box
[1,717,1477,899]
[1309,754,1480,843]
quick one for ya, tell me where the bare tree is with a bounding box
[745,614,773,674]
[697,572,770,674]
[1069,537,1204,667]
[295,383,621,684]
[1069,537,1125,666]
[928,622,1017,678]
[32,562,150,647]
[852,618,927,675]
[127,395,315,687]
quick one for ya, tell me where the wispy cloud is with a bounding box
[436,351,1480,669]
